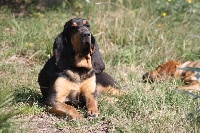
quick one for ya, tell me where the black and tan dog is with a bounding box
[143,60,200,91]
[38,18,121,119]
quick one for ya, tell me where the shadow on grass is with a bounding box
[13,87,44,106]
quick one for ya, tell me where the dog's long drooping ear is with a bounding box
[91,34,105,74]
[53,33,75,70]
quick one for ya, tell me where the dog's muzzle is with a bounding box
[142,72,155,83]
[81,30,91,55]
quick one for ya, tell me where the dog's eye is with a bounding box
[85,24,90,28]
[72,22,78,27]
[72,25,79,31]
[82,20,90,28]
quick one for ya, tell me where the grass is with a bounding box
[0,0,200,132]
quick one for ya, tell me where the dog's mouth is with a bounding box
[81,41,90,55]
[79,35,91,56]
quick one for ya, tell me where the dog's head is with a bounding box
[63,18,94,56]
[142,60,181,83]
[53,18,105,73]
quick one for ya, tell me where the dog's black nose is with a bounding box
[82,31,90,37]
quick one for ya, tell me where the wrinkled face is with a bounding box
[142,60,181,83]
[66,18,92,56]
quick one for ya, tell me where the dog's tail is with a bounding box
[96,72,122,96]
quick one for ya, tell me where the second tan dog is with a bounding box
[142,60,200,91]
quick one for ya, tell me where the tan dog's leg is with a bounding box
[48,77,83,119]
[182,71,195,82]
[179,81,200,91]
[180,70,200,91]
[81,75,99,117]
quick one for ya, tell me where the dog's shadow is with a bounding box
[12,87,87,115]
[13,87,44,106]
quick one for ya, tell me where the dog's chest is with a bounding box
[62,68,94,83]
[58,69,95,105]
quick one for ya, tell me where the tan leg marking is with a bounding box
[80,75,99,117]
[50,77,83,119]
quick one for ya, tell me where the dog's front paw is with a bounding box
[69,112,84,120]
[87,108,99,118]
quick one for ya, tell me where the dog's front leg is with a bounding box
[81,75,99,117]
[49,101,83,119]
[48,77,83,119]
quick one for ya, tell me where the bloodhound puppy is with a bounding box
[38,18,121,119]
[142,60,200,91]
